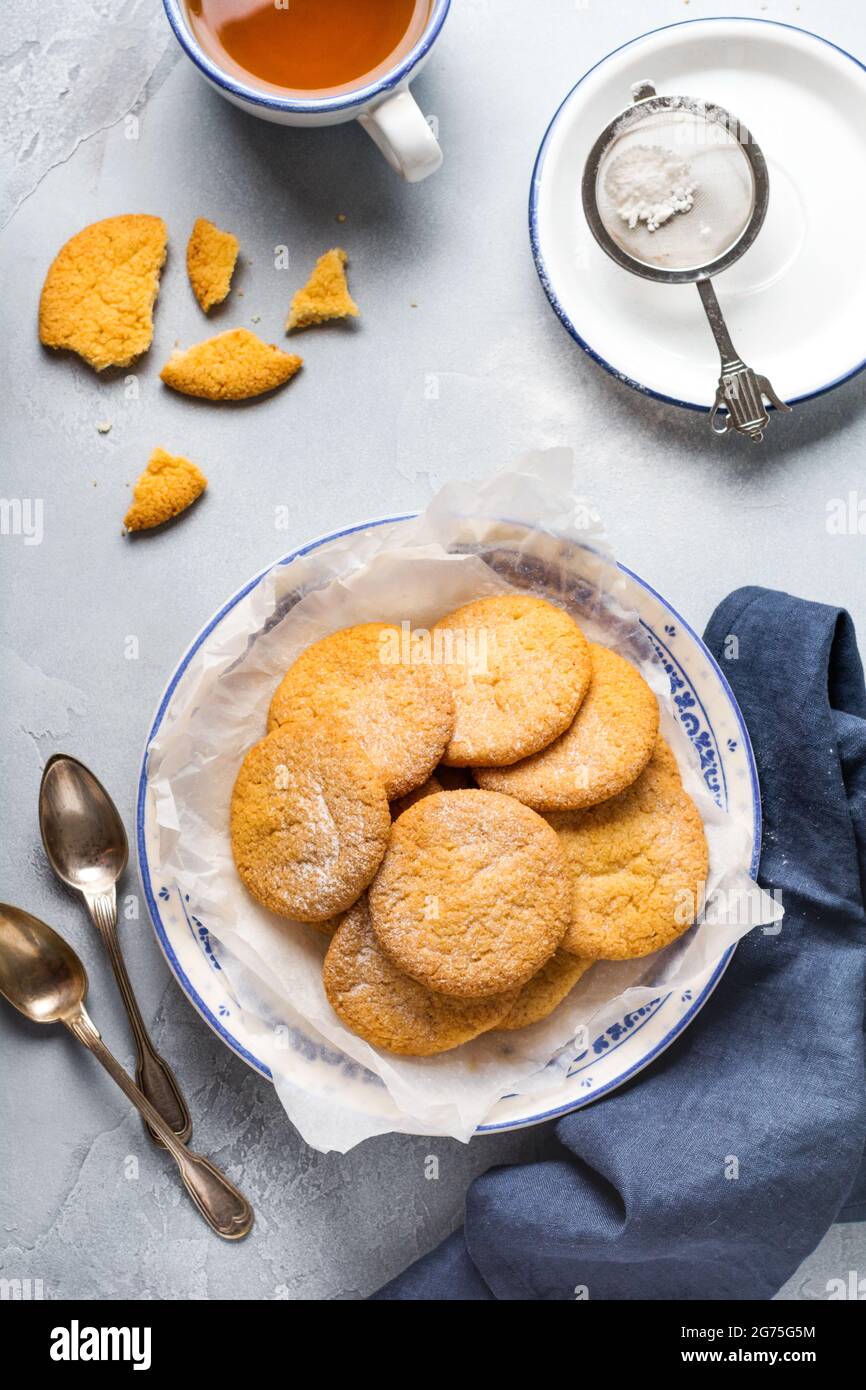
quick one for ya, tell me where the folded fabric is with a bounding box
[373,587,866,1300]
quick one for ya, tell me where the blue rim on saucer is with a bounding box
[136,516,762,1134]
[163,0,451,115]
[529,17,866,413]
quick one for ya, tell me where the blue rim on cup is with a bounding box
[529,17,866,412]
[162,0,451,181]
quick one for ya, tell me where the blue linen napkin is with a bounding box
[373,587,866,1300]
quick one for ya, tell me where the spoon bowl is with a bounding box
[0,902,253,1239]
[39,754,128,896]
[38,752,191,1144]
[0,903,87,1024]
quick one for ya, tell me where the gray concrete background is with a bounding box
[1,0,865,1301]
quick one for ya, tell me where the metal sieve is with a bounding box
[582,80,790,441]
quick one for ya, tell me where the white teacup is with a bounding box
[162,0,450,182]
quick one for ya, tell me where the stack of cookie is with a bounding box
[230,595,709,1056]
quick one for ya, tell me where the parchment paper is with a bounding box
[147,450,780,1151]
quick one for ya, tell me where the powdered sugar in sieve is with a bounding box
[595,105,754,272]
[581,82,790,441]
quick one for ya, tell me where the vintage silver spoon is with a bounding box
[39,753,192,1145]
[0,903,253,1240]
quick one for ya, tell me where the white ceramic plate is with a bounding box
[137,517,761,1134]
[530,18,866,410]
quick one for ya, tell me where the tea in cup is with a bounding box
[164,0,450,181]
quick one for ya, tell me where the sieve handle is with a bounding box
[697,279,791,443]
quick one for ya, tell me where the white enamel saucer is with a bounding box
[137,517,761,1136]
[530,18,866,411]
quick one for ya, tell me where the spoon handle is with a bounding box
[86,889,192,1146]
[66,1007,253,1241]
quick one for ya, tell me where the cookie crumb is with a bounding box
[287,248,358,331]
[186,217,239,312]
[160,328,302,400]
[96,421,112,434]
[124,447,207,531]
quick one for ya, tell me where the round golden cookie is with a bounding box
[390,776,442,820]
[267,623,455,800]
[498,950,593,1031]
[547,737,709,960]
[230,720,390,923]
[475,642,659,811]
[369,789,570,998]
[323,898,517,1056]
[432,594,591,767]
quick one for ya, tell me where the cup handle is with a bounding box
[358,89,442,182]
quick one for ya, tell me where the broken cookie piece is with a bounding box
[124,448,207,532]
[160,328,302,400]
[186,217,239,312]
[287,247,358,331]
[39,214,167,371]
